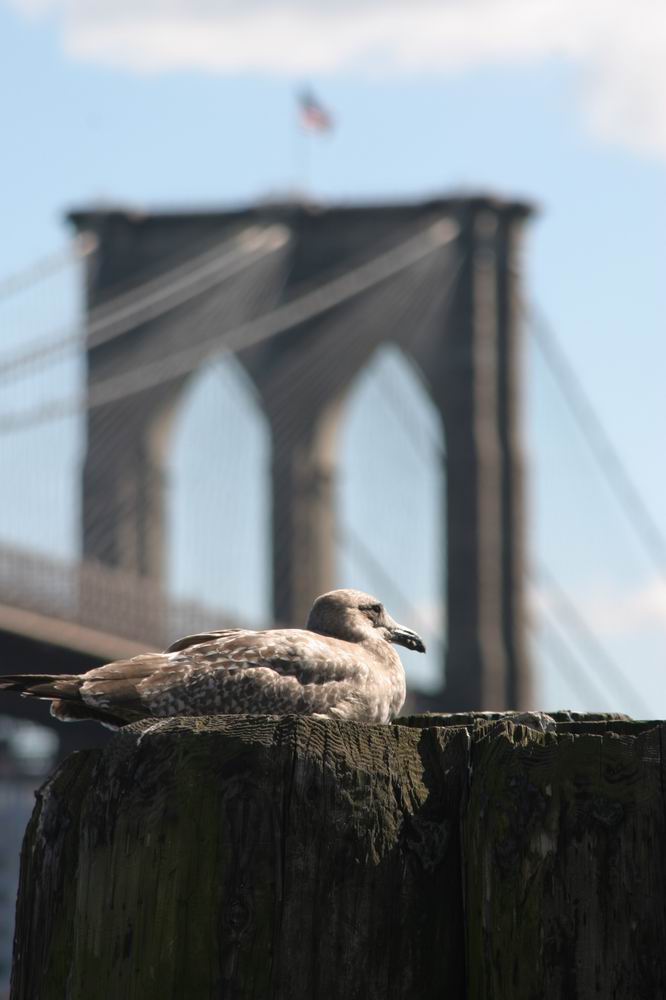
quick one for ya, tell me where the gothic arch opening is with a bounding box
[336,343,446,693]
[166,353,271,627]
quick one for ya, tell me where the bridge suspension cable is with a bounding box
[528,305,666,589]
[335,522,443,648]
[529,608,613,710]
[0,232,96,304]
[0,220,458,433]
[364,308,652,715]
[0,226,290,382]
[528,564,652,717]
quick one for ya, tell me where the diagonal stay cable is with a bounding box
[0,232,97,303]
[530,563,652,718]
[529,614,612,710]
[336,522,444,646]
[528,303,666,590]
[0,220,459,433]
[0,226,289,381]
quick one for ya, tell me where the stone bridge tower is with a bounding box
[70,194,534,711]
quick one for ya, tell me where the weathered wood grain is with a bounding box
[11,713,666,1000]
[463,720,666,999]
[10,716,470,1000]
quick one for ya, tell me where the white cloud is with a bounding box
[531,576,666,638]
[583,579,666,635]
[8,0,666,158]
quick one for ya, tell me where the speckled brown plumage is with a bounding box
[0,589,425,728]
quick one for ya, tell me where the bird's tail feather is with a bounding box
[0,674,82,700]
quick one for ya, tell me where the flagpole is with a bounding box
[294,87,332,199]
[293,121,309,198]
[304,129,311,197]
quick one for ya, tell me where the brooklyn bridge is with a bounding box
[0,193,654,761]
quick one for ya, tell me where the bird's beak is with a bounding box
[388,622,426,654]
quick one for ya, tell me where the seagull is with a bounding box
[0,589,425,728]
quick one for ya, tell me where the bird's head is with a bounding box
[307,589,426,653]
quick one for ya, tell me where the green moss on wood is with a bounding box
[10,714,666,1000]
[464,720,666,999]
[12,717,470,1000]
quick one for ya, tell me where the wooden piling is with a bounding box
[9,713,666,999]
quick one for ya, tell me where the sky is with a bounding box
[1,0,666,716]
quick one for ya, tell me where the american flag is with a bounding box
[298,89,334,132]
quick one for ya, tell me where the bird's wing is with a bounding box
[78,632,276,717]
[165,629,244,654]
[79,653,173,720]
[80,630,366,719]
[163,629,366,688]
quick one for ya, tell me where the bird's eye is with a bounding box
[361,603,382,616]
